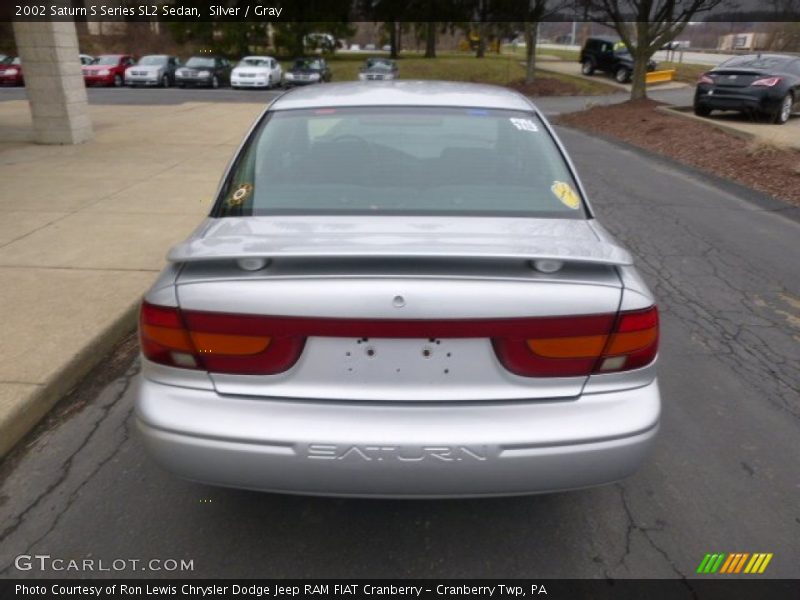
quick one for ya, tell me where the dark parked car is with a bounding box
[175,56,232,88]
[694,54,800,124]
[579,36,656,83]
[283,57,332,86]
[125,54,181,87]
[0,56,23,86]
[358,57,398,81]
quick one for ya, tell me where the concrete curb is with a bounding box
[0,299,139,457]
[656,105,756,142]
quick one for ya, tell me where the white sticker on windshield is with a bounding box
[510,118,539,132]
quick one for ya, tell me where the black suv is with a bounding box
[579,37,656,83]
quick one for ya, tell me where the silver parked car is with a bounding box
[125,54,181,87]
[136,81,660,498]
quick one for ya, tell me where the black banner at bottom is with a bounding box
[2,579,800,600]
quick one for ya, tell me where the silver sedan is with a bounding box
[136,81,660,497]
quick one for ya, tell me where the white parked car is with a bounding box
[231,56,282,89]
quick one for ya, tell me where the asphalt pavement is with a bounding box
[0,123,797,580]
[0,84,695,112]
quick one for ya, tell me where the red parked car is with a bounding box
[0,57,23,86]
[82,54,135,87]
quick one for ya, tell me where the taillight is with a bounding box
[140,302,658,378]
[139,302,304,374]
[698,73,714,85]
[493,306,658,377]
[751,77,781,87]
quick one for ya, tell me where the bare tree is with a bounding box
[523,0,571,83]
[581,0,728,100]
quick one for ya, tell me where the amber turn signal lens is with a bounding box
[141,323,194,352]
[190,332,271,355]
[606,328,658,355]
[527,335,608,358]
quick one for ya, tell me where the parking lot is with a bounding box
[0,87,797,578]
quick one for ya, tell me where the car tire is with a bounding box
[212,75,219,89]
[581,60,595,76]
[267,75,272,89]
[113,74,122,87]
[615,67,631,83]
[772,93,793,124]
[694,104,712,117]
[161,74,169,88]
[177,83,185,88]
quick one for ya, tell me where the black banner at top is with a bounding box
[2,0,800,22]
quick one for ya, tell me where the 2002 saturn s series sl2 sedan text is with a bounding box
[135,81,660,498]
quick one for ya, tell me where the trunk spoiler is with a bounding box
[167,217,634,267]
[168,236,633,267]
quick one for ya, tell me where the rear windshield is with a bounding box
[214,107,587,219]
[718,55,790,70]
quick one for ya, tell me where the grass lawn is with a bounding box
[281,52,617,95]
[536,48,580,61]
[659,61,714,84]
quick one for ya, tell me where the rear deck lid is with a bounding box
[170,216,629,401]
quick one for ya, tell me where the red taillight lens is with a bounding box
[492,314,615,377]
[139,302,304,375]
[596,306,659,373]
[492,306,658,377]
[752,77,781,87]
[698,73,714,85]
[140,302,658,378]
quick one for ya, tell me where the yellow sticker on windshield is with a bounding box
[551,181,581,210]
[228,183,253,207]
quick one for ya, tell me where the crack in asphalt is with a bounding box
[615,484,698,598]
[585,165,800,422]
[0,363,139,574]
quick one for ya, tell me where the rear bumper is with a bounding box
[694,87,782,113]
[135,376,660,498]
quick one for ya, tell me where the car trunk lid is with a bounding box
[708,69,766,88]
[169,216,628,401]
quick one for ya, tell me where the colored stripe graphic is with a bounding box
[699,552,773,574]
[696,554,712,573]
[758,553,773,573]
[719,554,736,573]
[734,553,749,573]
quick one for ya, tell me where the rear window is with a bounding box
[718,55,791,70]
[214,107,588,219]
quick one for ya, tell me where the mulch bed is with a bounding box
[556,99,800,207]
